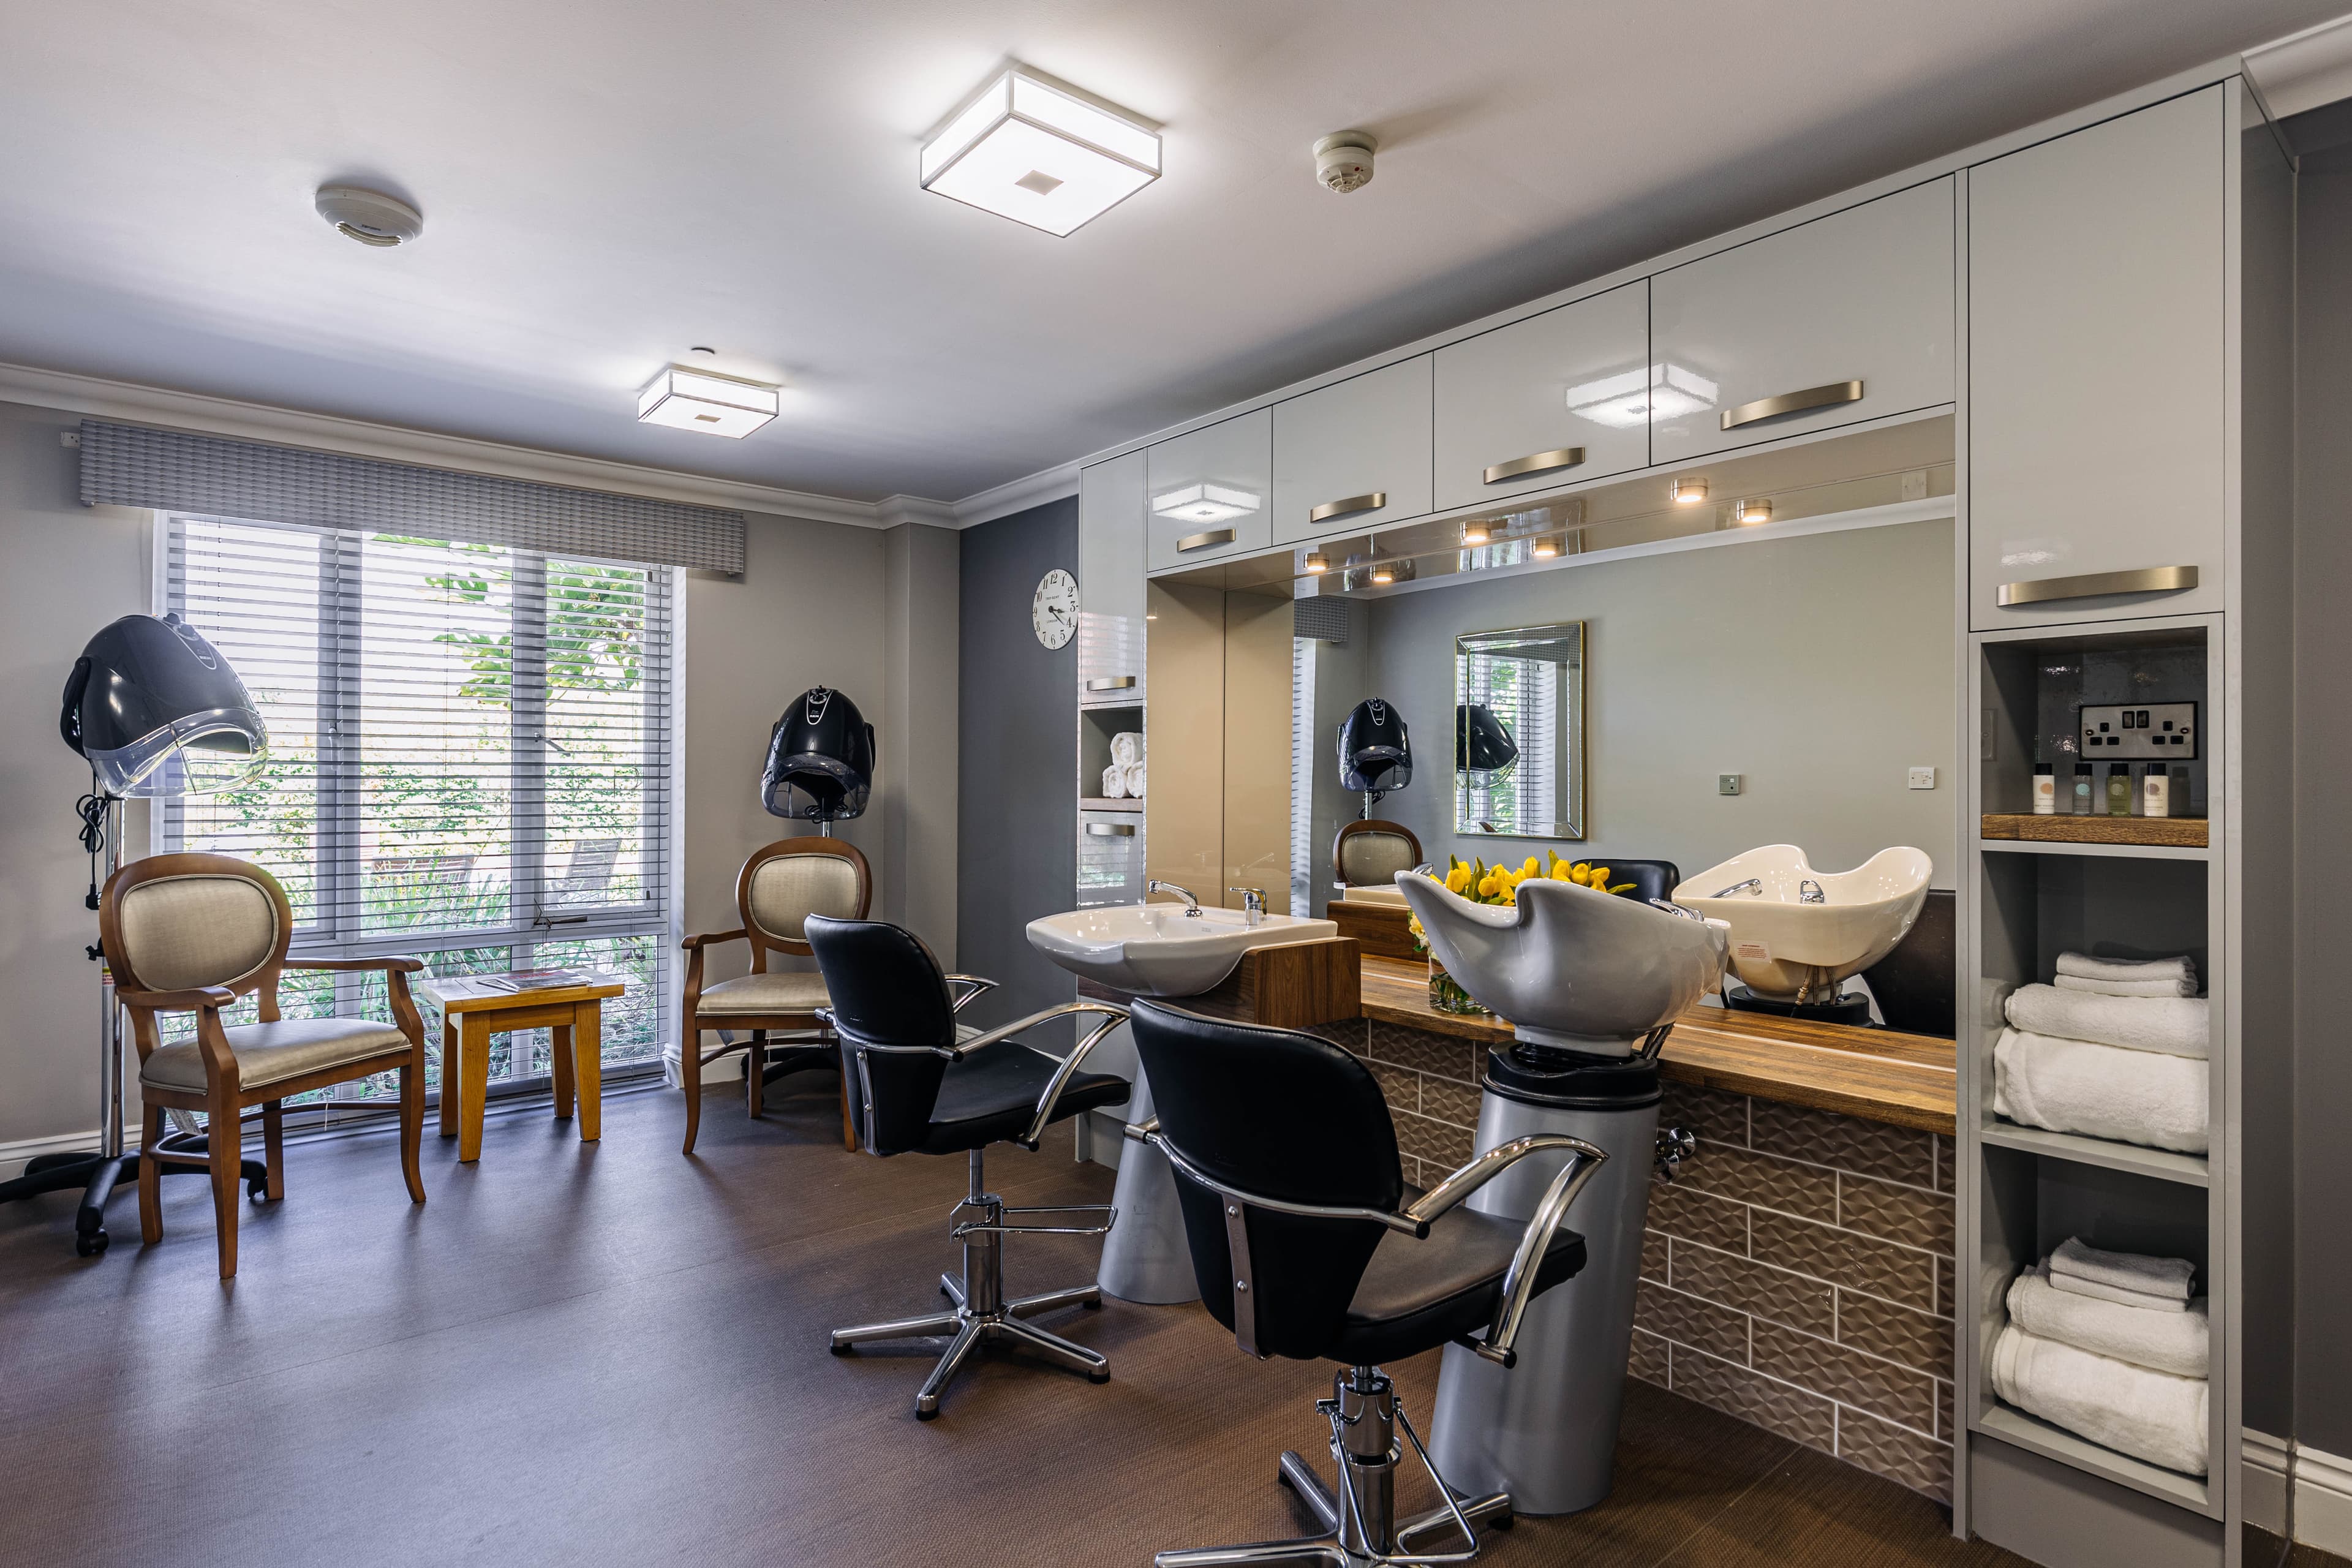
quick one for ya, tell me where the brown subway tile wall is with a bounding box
[1370,1019,1954,1501]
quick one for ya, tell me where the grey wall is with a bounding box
[1357,519,1959,891]
[956,497,1078,1038]
[881,521,961,957]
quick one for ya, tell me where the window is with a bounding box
[159,514,674,1109]
[1455,652,1558,837]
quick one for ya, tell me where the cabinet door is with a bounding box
[1079,452,1148,698]
[1651,176,1954,464]
[1271,356,1433,543]
[1146,408,1273,572]
[1967,88,2226,628]
[1433,282,1650,511]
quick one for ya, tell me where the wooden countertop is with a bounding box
[1359,957,1956,1134]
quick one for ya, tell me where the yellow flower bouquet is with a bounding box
[1412,851,1638,1015]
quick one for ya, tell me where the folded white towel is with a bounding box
[2057,951,2196,986]
[1099,764,1126,800]
[1123,761,1146,799]
[2049,1272,2190,1313]
[2010,1262,2208,1376]
[1993,1030,2209,1153]
[2055,973,2199,998]
[1110,731,1145,768]
[2051,1235,2196,1301]
[1992,1325,2207,1476]
[2005,986,2208,1058]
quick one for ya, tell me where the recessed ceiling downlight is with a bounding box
[315,185,423,247]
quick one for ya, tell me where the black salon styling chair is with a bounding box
[807,915,1134,1419]
[1124,1000,1610,1567]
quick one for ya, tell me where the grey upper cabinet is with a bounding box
[1146,407,1273,573]
[1432,282,1650,512]
[1966,87,2226,628]
[1271,356,1434,544]
[1651,177,1954,464]
[1078,450,1148,696]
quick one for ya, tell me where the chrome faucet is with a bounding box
[1146,880,1202,918]
[1798,878,1826,905]
[1711,877,1763,899]
[1228,887,1267,927]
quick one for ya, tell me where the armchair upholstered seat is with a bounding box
[140,1019,412,1094]
[692,970,833,1015]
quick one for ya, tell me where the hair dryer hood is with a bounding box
[1338,698,1412,795]
[1455,703,1519,783]
[762,686,875,823]
[60,613,267,797]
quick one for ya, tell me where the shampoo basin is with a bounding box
[1026,905,1338,997]
[1393,872,1729,1055]
[1673,845,1931,1003]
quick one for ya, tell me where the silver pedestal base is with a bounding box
[1096,1063,1203,1305]
[1427,1089,1659,1515]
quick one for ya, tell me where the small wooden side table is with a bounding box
[420,973,627,1163]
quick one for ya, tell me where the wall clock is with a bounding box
[1032,568,1079,649]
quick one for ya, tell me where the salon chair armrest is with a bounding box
[942,973,998,1014]
[1406,1134,1610,1369]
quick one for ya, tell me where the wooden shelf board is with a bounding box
[1979,1121,2209,1187]
[1079,797,1145,813]
[1980,813,2207,850]
[1975,1404,2217,1518]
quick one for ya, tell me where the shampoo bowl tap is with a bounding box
[1145,880,1201,918]
[1227,887,1267,927]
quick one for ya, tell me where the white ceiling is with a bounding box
[0,1,2336,510]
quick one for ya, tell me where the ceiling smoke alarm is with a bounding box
[1313,132,1377,194]
[315,185,424,247]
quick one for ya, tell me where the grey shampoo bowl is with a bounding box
[1394,872,1729,1055]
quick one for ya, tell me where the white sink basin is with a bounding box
[1673,844,1931,1003]
[1026,904,1340,997]
[1393,872,1729,1055]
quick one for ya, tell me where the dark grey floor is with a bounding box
[0,1076,2028,1567]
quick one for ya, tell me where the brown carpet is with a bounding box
[0,1076,2028,1568]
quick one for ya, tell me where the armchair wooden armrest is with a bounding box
[285,954,426,973]
[116,984,238,1011]
[682,928,748,951]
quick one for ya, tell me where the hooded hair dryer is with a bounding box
[1454,703,1520,785]
[1337,698,1412,816]
[762,686,875,832]
[60,613,267,797]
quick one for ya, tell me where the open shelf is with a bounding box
[1976,1404,2216,1517]
[1981,1120,2209,1188]
[1079,796,1145,814]
[1978,837,2208,863]
[1981,813,2207,850]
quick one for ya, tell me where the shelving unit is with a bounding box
[1981,815,2209,850]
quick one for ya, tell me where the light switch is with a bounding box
[1908,766,1937,791]
[1719,774,1742,796]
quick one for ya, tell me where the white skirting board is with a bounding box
[0,1129,100,1182]
[2245,1429,2352,1555]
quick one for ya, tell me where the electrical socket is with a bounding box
[1908,766,1937,790]
[1718,774,1742,796]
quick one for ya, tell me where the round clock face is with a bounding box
[1032,568,1079,649]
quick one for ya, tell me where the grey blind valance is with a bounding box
[79,419,745,573]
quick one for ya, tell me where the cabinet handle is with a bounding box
[1997,565,2199,608]
[1719,380,1864,431]
[1175,527,1237,553]
[1309,491,1387,526]
[1483,447,1585,485]
[1086,676,1137,692]
[1085,822,1137,837]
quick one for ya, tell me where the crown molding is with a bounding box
[2246,15,2352,120]
[952,461,1082,527]
[0,360,939,530]
[875,493,961,529]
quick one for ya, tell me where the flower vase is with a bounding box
[1427,956,1491,1017]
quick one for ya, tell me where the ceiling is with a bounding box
[0,1,2336,511]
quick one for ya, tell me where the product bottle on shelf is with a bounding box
[2032,763,2056,815]
[2141,764,2169,818]
[2106,763,2135,816]
[2071,762,2095,815]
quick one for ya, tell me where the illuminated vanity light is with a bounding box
[1670,477,1709,505]
[1736,499,1773,525]
[1150,483,1261,523]
[636,366,780,438]
[921,65,1162,237]
[1531,536,1561,559]
[1461,521,1491,546]
[1369,561,1395,585]
[1566,363,1719,429]
[1302,551,1330,575]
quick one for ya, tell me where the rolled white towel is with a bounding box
[1993,1029,2208,1153]
[1123,761,1146,799]
[1992,1325,2207,1476]
[2009,1262,2207,1376]
[2051,1235,2196,1302]
[2055,974,2199,998]
[2057,950,2196,986]
[1110,731,1145,768]
[2005,985,2208,1058]
[1099,764,1126,799]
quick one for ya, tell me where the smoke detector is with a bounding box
[315,185,424,247]
[1313,132,1377,194]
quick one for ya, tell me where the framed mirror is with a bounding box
[1453,621,1585,840]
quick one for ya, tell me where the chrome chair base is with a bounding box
[1155,1366,1511,1568]
[828,1149,1112,1419]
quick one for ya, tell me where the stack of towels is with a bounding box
[1099,731,1147,799]
[1994,952,2207,1153]
[1992,1237,2209,1476]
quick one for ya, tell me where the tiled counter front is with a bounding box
[1322,1016,1958,1502]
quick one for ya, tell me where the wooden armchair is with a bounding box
[679,838,872,1155]
[101,853,428,1279]
[1332,818,1425,888]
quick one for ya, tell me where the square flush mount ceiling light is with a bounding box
[636,366,781,438]
[921,65,1161,236]
[1151,483,1259,523]
[1564,363,1719,430]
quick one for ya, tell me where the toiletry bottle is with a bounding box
[2106,762,2134,816]
[2171,764,2192,817]
[2032,763,2055,815]
[2142,764,2169,818]
[2071,763,2095,815]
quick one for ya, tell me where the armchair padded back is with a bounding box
[1128,1000,1403,1361]
[805,915,958,1155]
[1333,820,1423,888]
[104,854,292,1000]
[739,838,870,960]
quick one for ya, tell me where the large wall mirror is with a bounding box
[1453,621,1585,841]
